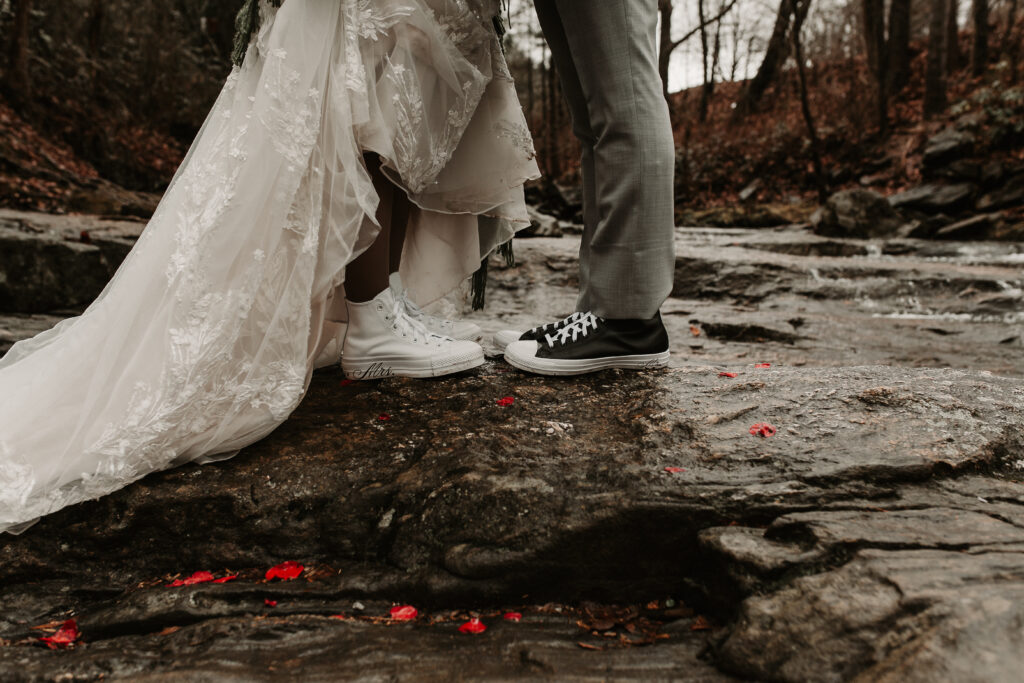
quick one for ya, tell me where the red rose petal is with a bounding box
[496,396,515,407]
[664,466,687,473]
[755,363,771,369]
[749,422,777,438]
[389,605,418,621]
[503,612,522,622]
[378,414,390,421]
[79,230,92,244]
[458,618,487,634]
[718,372,738,378]
[264,599,277,607]
[340,379,355,387]
[166,570,215,587]
[39,619,78,649]
[212,575,238,584]
[265,561,304,581]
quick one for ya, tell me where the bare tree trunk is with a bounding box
[971,0,989,75]
[862,0,888,134]
[946,0,961,73]
[698,0,712,122]
[887,0,912,92]
[661,0,739,103]
[1006,0,1021,83]
[925,0,950,117]
[526,55,534,127]
[87,0,104,93]
[792,0,827,203]
[541,44,551,176]
[6,0,33,105]
[733,0,795,118]
[658,0,674,101]
[728,12,743,82]
[862,0,883,75]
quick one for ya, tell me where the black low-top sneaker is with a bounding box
[493,311,590,350]
[503,312,670,376]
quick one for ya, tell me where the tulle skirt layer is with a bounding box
[0,0,539,533]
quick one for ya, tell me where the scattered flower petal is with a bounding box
[689,325,701,337]
[378,413,390,421]
[496,396,515,407]
[212,575,238,584]
[458,618,487,634]
[755,363,771,369]
[166,570,215,587]
[503,612,522,622]
[718,372,738,378]
[749,422,777,438]
[340,379,354,387]
[389,605,418,621]
[79,230,92,244]
[664,467,687,473]
[265,561,304,581]
[39,620,78,649]
[264,599,277,607]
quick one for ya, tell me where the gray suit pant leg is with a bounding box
[535,0,676,320]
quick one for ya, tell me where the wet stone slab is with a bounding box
[2,212,1024,680]
[1,362,1023,680]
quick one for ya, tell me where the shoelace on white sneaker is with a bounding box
[528,311,586,338]
[542,313,601,347]
[399,289,454,332]
[388,296,453,347]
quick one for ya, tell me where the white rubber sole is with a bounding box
[504,347,670,376]
[342,348,485,380]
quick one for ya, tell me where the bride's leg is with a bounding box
[388,176,410,275]
[341,154,484,379]
[344,153,401,302]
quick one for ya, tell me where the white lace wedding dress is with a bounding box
[0,0,539,533]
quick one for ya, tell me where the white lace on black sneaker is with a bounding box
[503,310,670,377]
[541,313,600,347]
[493,311,590,350]
[533,312,588,337]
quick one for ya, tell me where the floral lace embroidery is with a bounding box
[0,0,535,533]
[494,120,537,161]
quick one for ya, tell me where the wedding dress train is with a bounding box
[0,0,539,533]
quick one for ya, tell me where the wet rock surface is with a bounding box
[2,212,1024,681]
[811,189,903,239]
[0,210,143,313]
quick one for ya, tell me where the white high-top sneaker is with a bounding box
[389,273,483,342]
[342,286,485,380]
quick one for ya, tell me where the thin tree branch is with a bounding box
[670,0,741,51]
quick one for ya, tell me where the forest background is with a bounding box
[0,0,1022,229]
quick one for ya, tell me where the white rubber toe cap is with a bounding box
[493,329,524,350]
[450,321,484,342]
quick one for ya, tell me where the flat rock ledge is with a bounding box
[1,364,1023,681]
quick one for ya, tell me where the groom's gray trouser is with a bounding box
[535,0,676,320]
